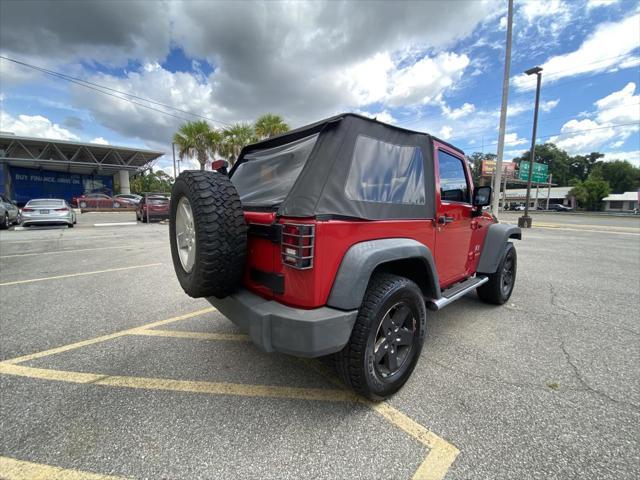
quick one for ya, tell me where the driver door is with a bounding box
[434,145,474,287]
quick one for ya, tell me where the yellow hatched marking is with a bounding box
[1,306,461,479]
[132,329,250,342]
[0,456,125,480]
[0,363,358,403]
[2,307,215,365]
[0,263,163,286]
[302,359,460,480]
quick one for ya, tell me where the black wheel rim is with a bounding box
[501,250,515,296]
[373,302,417,378]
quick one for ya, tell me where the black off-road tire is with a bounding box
[477,242,517,305]
[333,273,427,400]
[169,170,247,298]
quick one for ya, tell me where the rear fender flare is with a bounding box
[327,238,440,311]
[477,223,522,274]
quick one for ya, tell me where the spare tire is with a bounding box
[169,170,247,298]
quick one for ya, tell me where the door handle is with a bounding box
[438,215,454,225]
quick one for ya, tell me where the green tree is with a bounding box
[254,113,289,139]
[590,160,640,193]
[173,120,221,170]
[220,123,256,166]
[569,152,603,182]
[130,170,174,194]
[569,177,610,211]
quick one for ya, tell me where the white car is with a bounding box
[21,199,77,228]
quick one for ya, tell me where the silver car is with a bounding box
[0,194,20,229]
[21,199,77,228]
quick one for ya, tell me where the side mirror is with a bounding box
[473,186,492,213]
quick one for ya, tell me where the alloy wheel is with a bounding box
[373,302,417,378]
[175,196,196,273]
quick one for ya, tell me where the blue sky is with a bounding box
[0,0,638,172]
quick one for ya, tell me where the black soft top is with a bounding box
[231,113,464,220]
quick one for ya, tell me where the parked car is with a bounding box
[513,204,526,211]
[115,194,142,205]
[137,195,170,222]
[0,194,20,229]
[21,199,76,227]
[73,193,134,208]
[550,204,573,212]
[168,113,521,400]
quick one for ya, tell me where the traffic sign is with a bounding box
[518,161,548,183]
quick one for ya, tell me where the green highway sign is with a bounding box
[518,161,548,183]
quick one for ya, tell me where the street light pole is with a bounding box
[172,142,177,179]
[518,66,543,229]
[492,0,513,218]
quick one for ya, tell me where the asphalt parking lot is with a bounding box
[1,213,639,479]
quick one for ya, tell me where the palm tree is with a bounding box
[254,113,289,139]
[220,123,256,166]
[173,120,220,171]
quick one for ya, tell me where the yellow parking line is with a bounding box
[132,329,250,342]
[0,363,358,403]
[533,222,640,232]
[2,307,215,365]
[0,244,165,259]
[0,263,163,286]
[533,226,640,236]
[371,403,460,480]
[302,359,459,480]
[0,456,124,480]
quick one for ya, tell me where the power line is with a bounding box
[0,55,232,127]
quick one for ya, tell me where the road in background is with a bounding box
[1,221,638,479]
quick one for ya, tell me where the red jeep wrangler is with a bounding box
[169,113,521,400]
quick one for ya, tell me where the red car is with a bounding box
[168,113,522,400]
[73,193,134,208]
[136,195,170,222]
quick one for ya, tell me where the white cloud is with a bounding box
[355,109,397,124]
[521,0,568,20]
[442,102,475,120]
[550,83,640,153]
[90,137,109,145]
[541,99,560,112]
[439,126,453,140]
[514,14,640,90]
[602,150,640,167]
[0,110,80,141]
[386,52,470,107]
[504,149,528,159]
[587,0,620,9]
[594,82,639,123]
[503,132,528,146]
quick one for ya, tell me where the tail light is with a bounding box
[22,208,34,212]
[281,223,315,269]
[55,208,69,212]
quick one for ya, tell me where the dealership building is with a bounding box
[0,134,164,205]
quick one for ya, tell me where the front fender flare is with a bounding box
[477,223,522,274]
[327,238,440,311]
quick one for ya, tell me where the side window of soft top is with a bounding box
[438,150,470,203]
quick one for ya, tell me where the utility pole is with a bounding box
[546,174,552,210]
[491,0,513,217]
[172,142,177,179]
[518,66,543,228]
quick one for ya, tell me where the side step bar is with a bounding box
[427,276,489,311]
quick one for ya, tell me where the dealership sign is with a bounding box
[518,161,548,183]
[481,160,516,177]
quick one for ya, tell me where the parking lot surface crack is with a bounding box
[560,341,639,412]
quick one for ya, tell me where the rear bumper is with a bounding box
[21,216,72,226]
[207,288,358,357]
